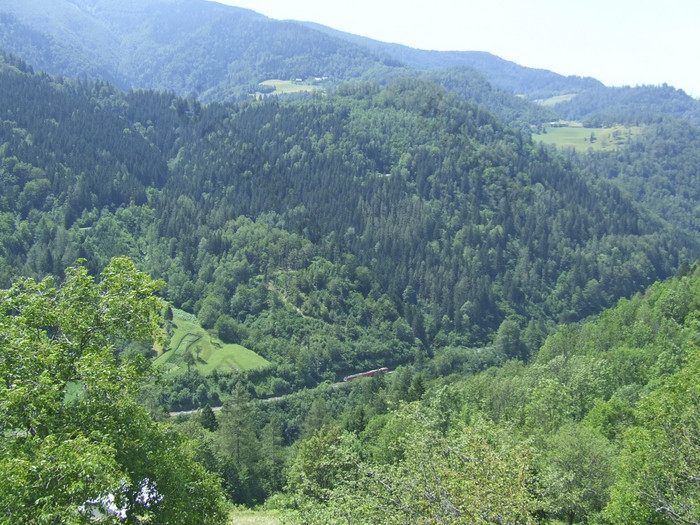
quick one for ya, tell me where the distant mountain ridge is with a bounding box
[0,0,598,99]
[301,22,604,98]
[1,0,699,126]
[0,0,393,98]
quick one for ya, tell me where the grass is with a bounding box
[254,79,322,98]
[154,309,270,375]
[532,123,643,152]
[228,509,287,524]
[535,94,578,106]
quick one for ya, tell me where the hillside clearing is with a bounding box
[535,93,577,106]
[155,309,270,375]
[533,123,643,151]
[254,79,322,98]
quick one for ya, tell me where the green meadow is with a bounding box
[255,79,322,98]
[533,123,643,151]
[535,93,578,106]
[155,308,270,375]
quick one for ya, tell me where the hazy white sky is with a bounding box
[208,0,700,97]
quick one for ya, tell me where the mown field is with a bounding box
[254,79,322,98]
[532,123,643,151]
[155,309,270,375]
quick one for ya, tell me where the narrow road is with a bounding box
[168,369,393,417]
[168,381,347,417]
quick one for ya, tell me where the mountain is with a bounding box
[0,0,602,100]
[302,22,604,99]
[1,52,696,382]
[2,0,700,517]
[305,22,700,126]
[0,0,698,393]
[1,6,699,516]
[554,83,700,127]
[3,0,698,129]
[0,0,698,392]
[0,0,556,128]
[0,0,397,98]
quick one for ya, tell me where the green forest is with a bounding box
[0,5,699,520]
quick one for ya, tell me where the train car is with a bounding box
[343,367,389,382]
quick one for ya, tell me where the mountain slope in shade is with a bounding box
[0,0,396,99]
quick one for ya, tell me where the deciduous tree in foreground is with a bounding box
[0,257,227,524]
[605,349,700,525]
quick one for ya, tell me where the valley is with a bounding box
[0,1,698,523]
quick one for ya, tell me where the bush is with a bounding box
[215,314,246,344]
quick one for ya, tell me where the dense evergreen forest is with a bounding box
[1,49,697,399]
[0,3,699,518]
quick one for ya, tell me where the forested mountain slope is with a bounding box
[577,117,700,236]
[0,0,393,99]
[283,263,700,524]
[555,83,700,127]
[158,78,695,336]
[0,0,557,128]
[1,52,696,399]
[303,21,700,125]
[0,3,698,518]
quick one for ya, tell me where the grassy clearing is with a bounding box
[228,509,287,524]
[255,79,321,98]
[535,93,577,106]
[154,309,270,375]
[532,123,643,151]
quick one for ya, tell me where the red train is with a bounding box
[343,367,389,382]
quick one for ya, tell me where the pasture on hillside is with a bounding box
[253,79,322,99]
[533,122,643,151]
[155,308,270,375]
